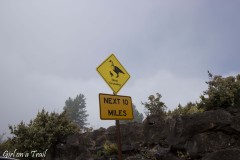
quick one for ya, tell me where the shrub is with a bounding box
[142,93,167,116]
[4,109,79,157]
[198,71,240,110]
[103,141,118,155]
[168,102,204,117]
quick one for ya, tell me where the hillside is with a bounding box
[48,107,240,160]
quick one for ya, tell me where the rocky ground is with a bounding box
[50,107,240,160]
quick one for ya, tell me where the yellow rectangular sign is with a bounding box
[99,93,133,120]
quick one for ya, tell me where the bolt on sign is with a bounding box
[96,54,130,94]
[99,93,133,120]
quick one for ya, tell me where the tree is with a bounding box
[142,93,167,116]
[120,104,144,124]
[3,109,79,158]
[132,104,144,123]
[63,94,89,128]
[198,71,240,110]
[0,133,5,144]
[168,102,203,117]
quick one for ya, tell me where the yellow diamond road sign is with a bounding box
[97,54,130,94]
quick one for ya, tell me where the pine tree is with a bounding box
[0,133,5,144]
[63,94,89,128]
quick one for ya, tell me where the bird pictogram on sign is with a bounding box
[109,60,125,78]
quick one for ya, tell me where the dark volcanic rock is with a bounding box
[231,115,240,132]
[161,153,180,160]
[168,110,232,146]
[168,110,232,147]
[92,127,106,141]
[143,114,169,146]
[106,122,143,150]
[181,110,232,135]
[185,132,234,158]
[54,133,93,160]
[92,127,107,147]
[51,108,240,160]
[202,148,240,160]
[142,109,240,159]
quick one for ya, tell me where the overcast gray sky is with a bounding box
[1,1,240,135]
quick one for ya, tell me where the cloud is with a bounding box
[125,70,207,113]
[1,0,240,136]
[0,71,115,135]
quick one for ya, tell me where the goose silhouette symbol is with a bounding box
[109,60,124,78]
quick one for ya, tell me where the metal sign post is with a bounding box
[116,120,122,160]
[96,54,132,160]
[114,92,123,160]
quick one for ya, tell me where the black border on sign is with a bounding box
[96,53,131,94]
[99,93,134,120]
